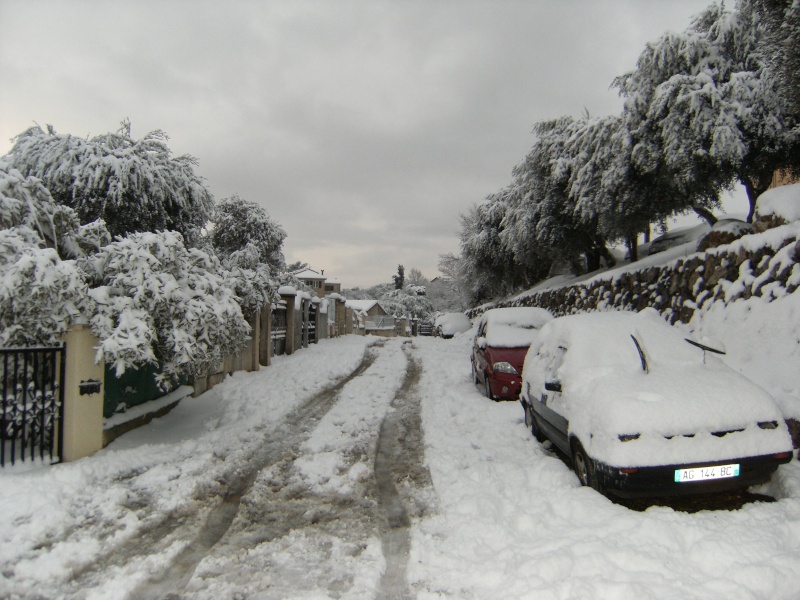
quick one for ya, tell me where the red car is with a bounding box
[471,307,553,400]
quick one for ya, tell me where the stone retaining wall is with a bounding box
[494,229,800,326]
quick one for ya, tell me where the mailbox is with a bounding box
[79,379,102,396]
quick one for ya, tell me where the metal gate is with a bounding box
[271,304,287,357]
[1,345,66,467]
[307,302,317,344]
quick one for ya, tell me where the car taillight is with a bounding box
[773,452,793,460]
[618,467,639,474]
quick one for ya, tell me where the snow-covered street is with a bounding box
[2,329,800,599]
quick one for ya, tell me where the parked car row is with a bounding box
[471,307,794,499]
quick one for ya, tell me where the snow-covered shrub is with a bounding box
[5,122,214,245]
[0,161,96,346]
[0,227,90,347]
[212,195,286,271]
[220,242,276,319]
[82,231,250,389]
[379,288,435,321]
[0,158,111,260]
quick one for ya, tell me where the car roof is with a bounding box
[480,306,552,328]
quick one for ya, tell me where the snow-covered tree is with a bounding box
[0,159,111,260]
[614,3,800,221]
[0,160,99,346]
[220,242,275,319]
[406,267,429,287]
[82,231,250,389]
[742,0,800,114]
[458,193,546,304]
[5,121,214,244]
[0,227,90,347]
[378,288,435,321]
[286,260,310,272]
[426,254,469,312]
[211,194,286,272]
[509,117,614,274]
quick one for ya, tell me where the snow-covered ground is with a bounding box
[1,295,799,598]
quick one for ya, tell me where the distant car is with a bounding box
[434,312,472,339]
[471,307,553,401]
[520,310,794,498]
[648,223,711,255]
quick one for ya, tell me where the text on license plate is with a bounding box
[674,464,740,483]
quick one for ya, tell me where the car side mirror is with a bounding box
[477,336,487,349]
[544,380,562,393]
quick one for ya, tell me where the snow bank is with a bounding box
[410,333,800,600]
[756,183,800,222]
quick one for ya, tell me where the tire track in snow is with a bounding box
[115,346,381,600]
[375,345,432,600]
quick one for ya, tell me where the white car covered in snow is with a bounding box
[520,309,794,498]
[434,312,473,339]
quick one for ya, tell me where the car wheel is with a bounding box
[523,402,545,443]
[572,441,602,493]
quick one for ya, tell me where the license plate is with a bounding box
[674,464,740,483]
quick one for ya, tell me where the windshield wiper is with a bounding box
[631,335,648,373]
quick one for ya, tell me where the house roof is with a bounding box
[345,299,380,312]
[294,268,341,285]
[294,268,324,280]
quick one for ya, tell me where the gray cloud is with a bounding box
[0,0,731,287]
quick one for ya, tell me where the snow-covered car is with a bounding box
[520,309,794,498]
[647,223,711,255]
[434,312,472,339]
[471,307,553,401]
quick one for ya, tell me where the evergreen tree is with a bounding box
[393,264,405,289]
[614,3,800,221]
[211,194,286,272]
[6,120,215,243]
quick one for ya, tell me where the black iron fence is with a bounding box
[1,346,66,467]
[307,302,317,345]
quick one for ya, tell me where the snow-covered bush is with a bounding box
[5,121,214,245]
[82,231,250,389]
[220,242,276,319]
[0,158,111,260]
[0,161,96,346]
[378,288,435,321]
[212,195,286,271]
[0,227,90,347]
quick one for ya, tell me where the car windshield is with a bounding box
[550,312,707,374]
[482,308,552,348]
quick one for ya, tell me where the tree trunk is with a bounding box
[692,206,718,226]
[626,237,639,263]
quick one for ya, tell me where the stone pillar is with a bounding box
[60,323,104,462]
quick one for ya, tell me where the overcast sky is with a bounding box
[0,0,746,288]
